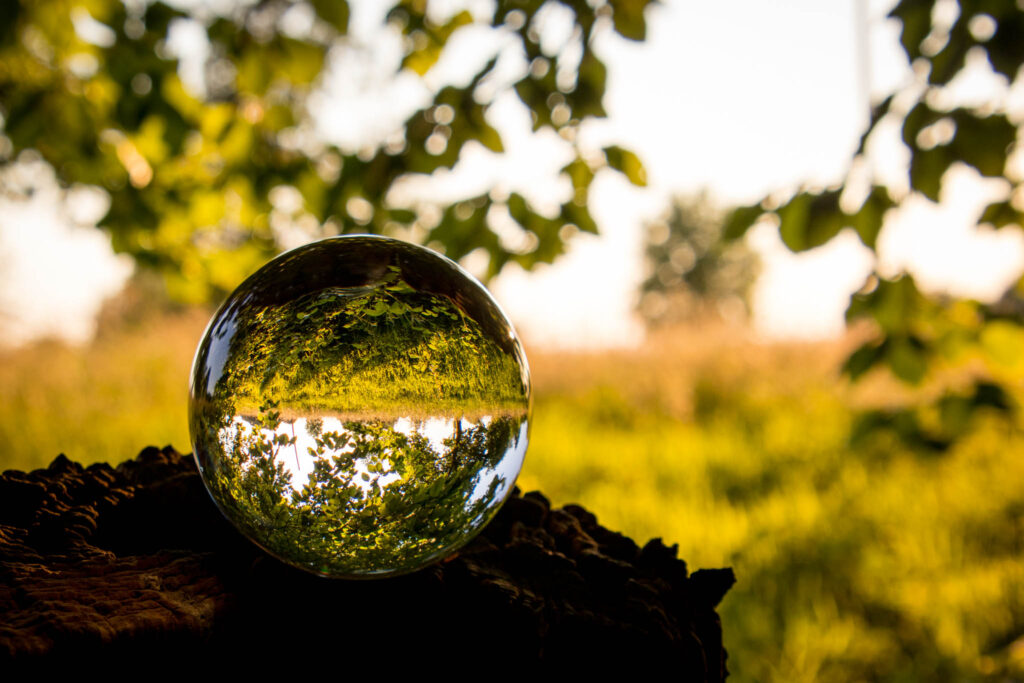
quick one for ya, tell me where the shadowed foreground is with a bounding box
[0,447,733,676]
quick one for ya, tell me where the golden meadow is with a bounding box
[2,310,1022,682]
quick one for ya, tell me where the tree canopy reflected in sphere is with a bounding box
[189,236,531,578]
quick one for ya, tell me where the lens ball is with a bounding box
[189,236,531,578]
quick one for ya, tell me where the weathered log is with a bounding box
[0,446,733,677]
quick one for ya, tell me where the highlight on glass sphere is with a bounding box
[188,235,531,578]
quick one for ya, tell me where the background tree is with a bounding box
[0,0,651,303]
[637,193,758,328]
[724,0,1024,449]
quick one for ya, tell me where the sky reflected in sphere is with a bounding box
[189,236,531,578]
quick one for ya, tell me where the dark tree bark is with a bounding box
[0,446,734,677]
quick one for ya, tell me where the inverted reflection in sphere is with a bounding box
[189,236,531,578]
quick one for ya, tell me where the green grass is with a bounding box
[2,315,1023,680]
[518,330,1024,682]
[213,279,528,418]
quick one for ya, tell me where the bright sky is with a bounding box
[1,0,1022,349]
[493,0,1024,346]
[489,0,1023,346]
[0,159,132,346]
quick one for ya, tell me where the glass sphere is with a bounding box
[189,236,531,578]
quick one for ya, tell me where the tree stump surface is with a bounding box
[0,446,734,677]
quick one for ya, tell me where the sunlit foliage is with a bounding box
[725,0,1024,446]
[212,264,526,418]
[203,409,525,576]
[0,0,652,302]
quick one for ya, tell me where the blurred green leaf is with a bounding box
[0,0,21,46]
[889,0,931,62]
[608,0,655,41]
[573,52,607,120]
[559,156,598,234]
[951,109,1016,178]
[281,38,326,85]
[401,10,473,76]
[507,192,557,256]
[987,11,1024,79]
[903,103,1015,200]
[847,276,926,334]
[850,186,895,248]
[980,200,1021,228]
[722,204,766,241]
[842,340,887,380]
[559,199,598,236]
[310,0,349,33]
[603,145,647,186]
[886,335,928,384]
[389,209,416,223]
[428,194,500,273]
[777,190,843,252]
[909,146,950,202]
[927,18,970,85]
